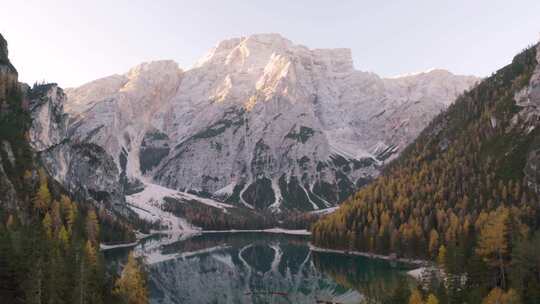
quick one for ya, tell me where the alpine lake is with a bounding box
[104,232,416,304]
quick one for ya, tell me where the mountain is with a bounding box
[36,33,477,213]
[29,83,130,216]
[0,33,138,304]
[311,43,540,301]
[0,33,23,215]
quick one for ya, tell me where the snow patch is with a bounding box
[211,253,235,269]
[126,182,201,234]
[177,191,234,212]
[299,183,319,210]
[214,182,236,197]
[268,178,283,212]
[237,183,255,209]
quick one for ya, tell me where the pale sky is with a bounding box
[2,0,539,88]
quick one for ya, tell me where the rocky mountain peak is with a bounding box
[122,60,183,95]
[194,33,353,73]
[34,33,479,212]
[125,60,182,81]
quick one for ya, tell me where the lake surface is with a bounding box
[104,232,414,304]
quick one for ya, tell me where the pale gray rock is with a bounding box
[517,43,540,194]
[28,84,68,151]
[58,34,478,212]
[28,84,129,215]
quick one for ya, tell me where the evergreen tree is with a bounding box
[113,253,148,304]
[482,288,520,304]
[426,294,439,304]
[408,289,424,304]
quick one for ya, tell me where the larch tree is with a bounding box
[85,210,99,244]
[426,294,439,304]
[113,253,148,304]
[476,207,510,288]
[481,288,520,304]
[34,180,51,213]
[429,229,439,257]
[437,245,447,268]
[409,289,424,304]
[42,212,53,239]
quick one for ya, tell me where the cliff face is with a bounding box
[0,33,21,214]
[516,44,540,193]
[0,34,18,112]
[59,33,478,212]
[27,83,128,215]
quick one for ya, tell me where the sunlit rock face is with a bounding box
[55,33,477,211]
[28,84,128,215]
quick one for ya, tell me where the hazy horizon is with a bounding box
[2,0,540,88]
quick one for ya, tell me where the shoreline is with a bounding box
[308,243,427,267]
[102,230,430,281]
[99,241,139,250]
[100,227,310,251]
[99,230,155,251]
[201,227,311,236]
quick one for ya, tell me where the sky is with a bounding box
[2,0,540,88]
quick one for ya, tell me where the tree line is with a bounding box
[312,44,540,303]
[0,167,149,304]
[0,75,148,303]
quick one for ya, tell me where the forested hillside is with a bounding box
[0,33,147,304]
[312,44,540,303]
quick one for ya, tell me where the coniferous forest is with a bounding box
[0,33,147,304]
[3,5,540,303]
[312,45,540,303]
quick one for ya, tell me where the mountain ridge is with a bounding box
[311,41,540,301]
[36,33,478,213]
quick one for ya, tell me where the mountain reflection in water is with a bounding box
[104,233,414,304]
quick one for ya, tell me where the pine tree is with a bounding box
[426,294,439,304]
[476,207,510,288]
[42,212,53,239]
[58,225,69,248]
[86,210,99,244]
[34,181,51,213]
[510,233,540,303]
[436,245,446,268]
[428,229,439,258]
[482,288,520,304]
[85,241,97,267]
[67,201,77,234]
[409,289,424,304]
[113,253,148,304]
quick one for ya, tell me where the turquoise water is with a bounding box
[104,233,414,304]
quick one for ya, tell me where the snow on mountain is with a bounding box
[36,33,478,213]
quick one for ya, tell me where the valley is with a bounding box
[1,3,540,302]
[22,34,478,240]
